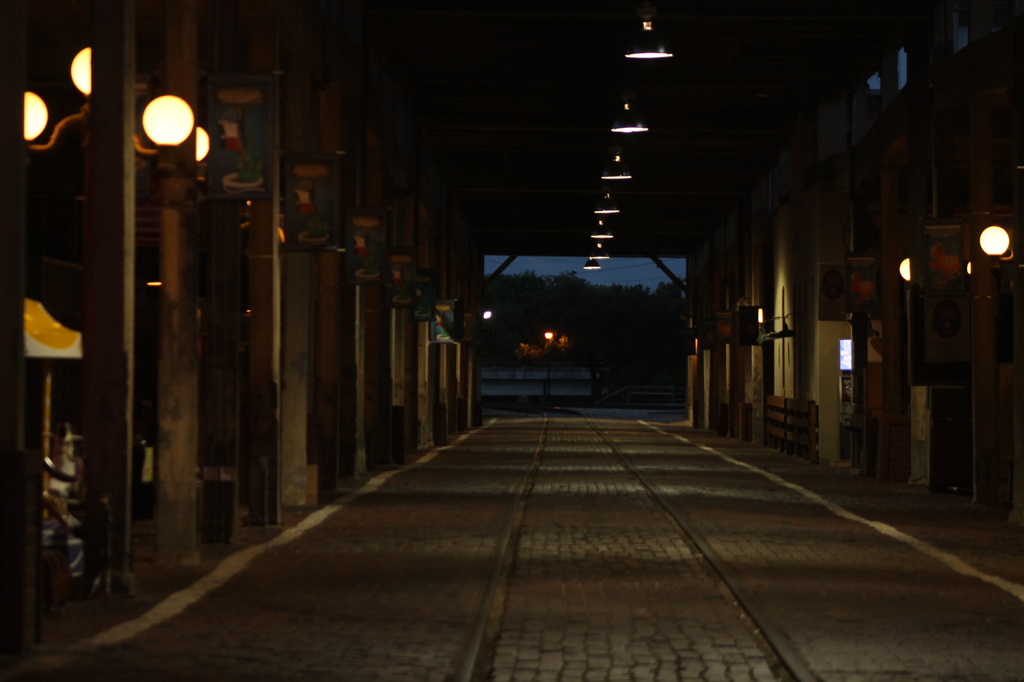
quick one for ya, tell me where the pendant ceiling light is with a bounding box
[594,186,620,214]
[591,242,611,259]
[601,145,632,180]
[611,92,648,133]
[625,3,673,59]
[591,219,614,240]
[583,257,601,270]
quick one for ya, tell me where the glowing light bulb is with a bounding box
[142,95,195,146]
[195,126,210,161]
[24,91,48,140]
[899,258,911,282]
[70,47,92,96]
[979,225,1010,256]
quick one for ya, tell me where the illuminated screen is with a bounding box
[839,339,852,371]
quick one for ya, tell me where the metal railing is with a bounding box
[595,384,686,406]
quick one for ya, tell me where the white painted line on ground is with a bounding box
[641,421,1024,605]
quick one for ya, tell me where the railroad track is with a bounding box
[450,410,805,682]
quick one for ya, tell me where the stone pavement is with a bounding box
[3,412,1024,681]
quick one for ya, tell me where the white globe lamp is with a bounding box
[142,95,195,146]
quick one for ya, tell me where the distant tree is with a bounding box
[482,271,686,399]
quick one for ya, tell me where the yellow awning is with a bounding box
[24,299,82,359]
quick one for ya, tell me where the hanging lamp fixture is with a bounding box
[625,3,673,59]
[591,242,611,260]
[591,219,614,240]
[594,185,620,214]
[601,145,632,180]
[583,257,601,270]
[611,92,648,133]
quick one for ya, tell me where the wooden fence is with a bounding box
[765,395,818,463]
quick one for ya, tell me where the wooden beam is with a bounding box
[648,255,686,291]
[483,255,517,289]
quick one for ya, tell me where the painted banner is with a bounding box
[923,221,965,294]
[737,306,760,346]
[714,312,733,344]
[207,73,276,200]
[283,153,340,250]
[818,264,846,321]
[924,296,971,363]
[431,299,457,344]
[845,253,878,314]
[386,250,417,308]
[345,209,387,284]
[412,269,437,322]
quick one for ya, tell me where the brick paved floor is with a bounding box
[4,413,1024,682]
[491,420,777,682]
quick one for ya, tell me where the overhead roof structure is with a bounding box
[361,0,933,258]
[24,1,934,261]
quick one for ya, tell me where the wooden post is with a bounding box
[969,94,1000,505]
[362,283,391,467]
[155,0,200,563]
[200,201,241,542]
[880,160,904,419]
[81,0,137,589]
[244,4,282,525]
[0,0,34,652]
[199,0,244,543]
[309,78,344,495]
[313,250,341,491]
[247,199,282,525]
[1012,19,1024,525]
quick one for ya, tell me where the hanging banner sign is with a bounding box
[412,269,437,322]
[697,318,717,350]
[818,264,846,321]
[282,153,340,250]
[737,306,760,346]
[386,250,417,308]
[924,296,971,363]
[845,253,878,315]
[923,221,965,294]
[431,299,457,344]
[206,73,276,200]
[714,312,733,344]
[345,208,387,284]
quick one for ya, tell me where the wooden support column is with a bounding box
[880,160,904,419]
[245,4,281,525]
[198,0,243,543]
[247,199,281,525]
[82,0,137,588]
[276,23,315,503]
[200,201,241,542]
[362,283,391,468]
[312,250,340,491]
[307,81,346,494]
[899,25,931,419]
[280,250,312,506]
[339,281,359,477]
[457,343,470,432]
[156,0,200,563]
[0,0,35,654]
[969,94,1000,505]
[1011,19,1024,525]
[419,318,435,449]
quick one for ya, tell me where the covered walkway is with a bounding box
[5,412,1023,681]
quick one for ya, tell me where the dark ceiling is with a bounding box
[25,1,934,262]
[362,0,933,258]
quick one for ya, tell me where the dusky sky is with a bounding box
[484,255,686,289]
